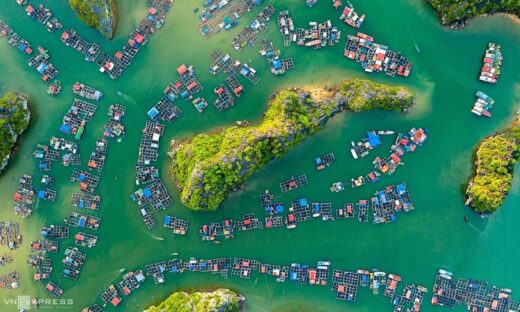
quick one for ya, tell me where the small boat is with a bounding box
[119,268,126,273]
[172,252,179,256]
[235,120,250,127]
[214,240,221,245]
[194,7,199,13]
[330,182,345,192]
[377,130,394,135]
[464,216,470,223]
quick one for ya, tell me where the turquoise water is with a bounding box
[0,0,520,311]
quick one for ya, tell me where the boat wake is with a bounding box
[148,233,165,241]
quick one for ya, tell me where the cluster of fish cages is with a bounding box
[24,4,62,32]
[130,180,173,230]
[198,0,263,37]
[13,174,35,218]
[30,239,58,253]
[55,0,174,79]
[89,256,437,311]
[45,281,64,298]
[104,104,126,138]
[344,32,412,77]
[0,222,22,250]
[372,128,428,176]
[0,19,33,54]
[62,246,87,280]
[432,269,520,311]
[277,11,341,49]
[71,193,101,211]
[231,4,276,51]
[163,215,189,235]
[27,253,52,281]
[59,99,98,140]
[72,82,103,101]
[260,38,295,75]
[27,47,59,82]
[0,272,20,290]
[87,138,108,173]
[71,169,100,194]
[64,212,101,231]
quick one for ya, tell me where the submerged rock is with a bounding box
[0,92,31,174]
[144,288,244,312]
[170,79,413,211]
[69,0,117,39]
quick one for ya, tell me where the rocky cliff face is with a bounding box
[170,79,413,211]
[69,0,117,39]
[144,288,244,312]
[0,93,31,174]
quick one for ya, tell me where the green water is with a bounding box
[1,0,520,311]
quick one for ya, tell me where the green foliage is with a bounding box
[171,79,413,211]
[145,289,240,312]
[69,0,115,39]
[427,0,520,24]
[466,126,520,214]
[0,92,30,171]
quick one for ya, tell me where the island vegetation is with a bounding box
[170,79,413,211]
[426,0,520,27]
[465,118,520,215]
[145,288,243,312]
[69,0,117,39]
[0,92,31,174]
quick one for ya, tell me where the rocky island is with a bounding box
[170,79,413,211]
[0,92,31,174]
[427,0,520,28]
[145,288,244,312]
[465,117,520,215]
[69,0,117,39]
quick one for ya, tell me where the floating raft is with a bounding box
[277,11,341,49]
[344,32,412,77]
[72,82,103,101]
[131,179,173,229]
[479,43,502,84]
[41,225,69,239]
[312,202,333,221]
[27,47,59,82]
[82,304,104,312]
[135,164,159,185]
[373,128,428,176]
[60,98,98,139]
[339,2,365,29]
[0,222,22,249]
[233,213,263,231]
[350,131,382,159]
[372,184,414,224]
[33,144,59,161]
[336,203,355,219]
[50,136,78,153]
[117,270,146,296]
[74,232,98,248]
[357,200,369,222]
[88,138,108,173]
[231,4,276,51]
[239,63,260,85]
[71,169,100,194]
[30,239,58,253]
[198,0,262,37]
[104,104,126,138]
[64,212,101,230]
[62,246,87,280]
[192,97,209,113]
[71,193,101,210]
[61,29,101,62]
[200,219,234,241]
[25,4,63,32]
[47,79,62,96]
[147,96,182,122]
[38,188,56,201]
[280,174,308,192]
[45,281,63,298]
[225,75,244,97]
[0,272,20,290]
[63,153,81,166]
[13,174,35,218]
[28,254,52,281]
[214,83,236,112]
[209,50,232,75]
[315,152,335,170]
[101,284,121,307]
[163,215,189,235]
[260,38,294,75]
[40,175,55,186]
[137,121,165,167]
[431,269,519,311]
[146,261,167,284]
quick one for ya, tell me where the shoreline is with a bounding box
[109,0,118,40]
